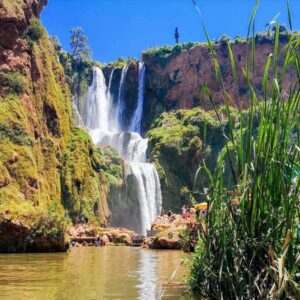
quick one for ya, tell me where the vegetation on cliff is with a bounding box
[61,128,123,225]
[61,128,108,225]
[148,107,229,210]
[0,14,74,250]
[0,71,27,94]
[142,29,295,68]
[0,1,121,251]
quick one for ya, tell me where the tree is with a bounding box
[175,27,179,44]
[70,27,92,62]
[50,35,62,52]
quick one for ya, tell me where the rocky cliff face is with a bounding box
[0,0,47,52]
[141,37,292,132]
[103,62,139,130]
[75,37,293,211]
[148,107,231,210]
[0,0,112,252]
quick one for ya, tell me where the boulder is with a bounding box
[0,218,69,253]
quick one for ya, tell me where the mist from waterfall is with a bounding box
[81,64,162,234]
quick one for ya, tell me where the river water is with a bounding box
[0,247,193,300]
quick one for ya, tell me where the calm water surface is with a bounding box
[0,247,193,300]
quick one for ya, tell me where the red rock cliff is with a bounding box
[142,37,293,130]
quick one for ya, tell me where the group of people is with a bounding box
[182,202,208,219]
[160,202,208,221]
[75,215,89,224]
[181,205,191,219]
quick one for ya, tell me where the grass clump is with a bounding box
[0,123,33,146]
[0,71,27,94]
[24,17,44,42]
[189,12,300,299]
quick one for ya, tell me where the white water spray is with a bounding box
[81,65,162,234]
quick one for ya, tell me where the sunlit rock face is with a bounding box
[0,0,113,253]
[141,39,293,131]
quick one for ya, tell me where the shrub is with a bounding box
[142,42,197,67]
[218,34,230,45]
[0,123,34,146]
[106,57,136,68]
[0,71,27,94]
[25,17,44,41]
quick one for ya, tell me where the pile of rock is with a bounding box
[69,224,136,247]
[144,214,196,250]
[0,218,68,253]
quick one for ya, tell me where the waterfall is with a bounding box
[116,65,129,131]
[83,67,110,131]
[72,99,85,128]
[82,65,162,234]
[130,62,145,133]
[106,68,119,132]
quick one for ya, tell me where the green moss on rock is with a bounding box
[0,72,27,94]
[61,128,110,225]
[148,107,228,211]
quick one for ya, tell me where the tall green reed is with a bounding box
[189,2,300,299]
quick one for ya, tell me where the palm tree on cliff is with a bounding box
[175,27,179,44]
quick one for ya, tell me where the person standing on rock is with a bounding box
[175,27,179,44]
[181,205,187,218]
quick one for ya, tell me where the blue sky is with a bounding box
[41,0,300,63]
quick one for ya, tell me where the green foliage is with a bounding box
[0,18,75,240]
[59,51,100,96]
[96,146,123,187]
[61,128,120,225]
[142,42,197,67]
[0,71,27,94]
[189,23,300,299]
[106,57,136,68]
[0,123,33,146]
[49,35,62,52]
[0,201,69,252]
[24,17,44,42]
[70,27,92,62]
[218,34,230,44]
[148,108,228,210]
[142,31,298,69]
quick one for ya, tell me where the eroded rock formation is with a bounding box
[0,0,114,252]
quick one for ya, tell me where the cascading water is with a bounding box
[116,65,129,131]
[84,67,110,131]
[130,62,145,133]
[81,64,162,234]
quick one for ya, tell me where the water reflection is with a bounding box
[0,247,192,300]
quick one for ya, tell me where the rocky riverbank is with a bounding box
[69,224,136,247]
[68,213,199,250]
[144,214,198,250]
[0,211,199,252]
[0,217,68,253]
